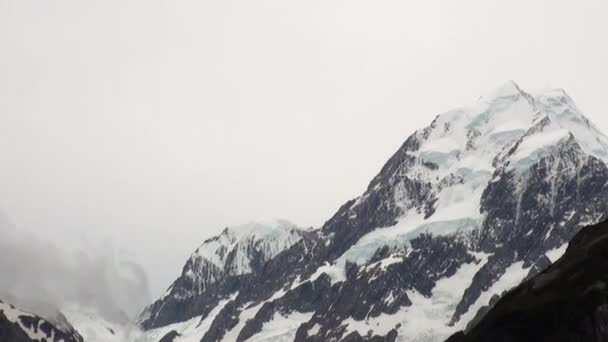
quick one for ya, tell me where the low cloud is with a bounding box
[0,211,150,325]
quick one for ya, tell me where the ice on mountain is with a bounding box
[509,128,572,171]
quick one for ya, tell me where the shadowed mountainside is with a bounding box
[447,219,608,342]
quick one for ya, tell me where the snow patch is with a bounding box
[307,323,322,337]
[222,302,265,341]
[510,129,571,170]
[246,311,314,342]
[546,243,569,263]
[309,262,347,285]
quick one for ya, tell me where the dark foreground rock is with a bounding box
[446,219,608,342]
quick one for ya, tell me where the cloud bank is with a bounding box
[0,210,150,324]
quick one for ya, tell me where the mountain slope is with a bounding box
[0,300,83,342]
[140,81,608,342]
[140,220,310,329]
[446,219,608,342]
[61,307,144,342]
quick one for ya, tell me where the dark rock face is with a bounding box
[446,219,608,342]
[158,330,181,342]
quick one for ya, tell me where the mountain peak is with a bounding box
[339,81,608,265]
[417,81,607,169]
[224,219,301,238]
[482,80,525,100]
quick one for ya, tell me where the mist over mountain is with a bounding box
[0,212,150,325]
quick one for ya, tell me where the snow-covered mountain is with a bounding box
[140,220,311,330]
[139,81,608,342]
[0,300,83,342]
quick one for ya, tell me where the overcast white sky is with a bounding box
[1,0,607,298]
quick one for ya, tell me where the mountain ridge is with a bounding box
[139,220,310,329]
[134,81,608,341]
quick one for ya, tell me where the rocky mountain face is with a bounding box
[139,81,608,342]
[139,220,311,330]
[446,218,608,342]
[0,300,83,342]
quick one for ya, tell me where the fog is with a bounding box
[0,211,150,323]
[1,0,608,305]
